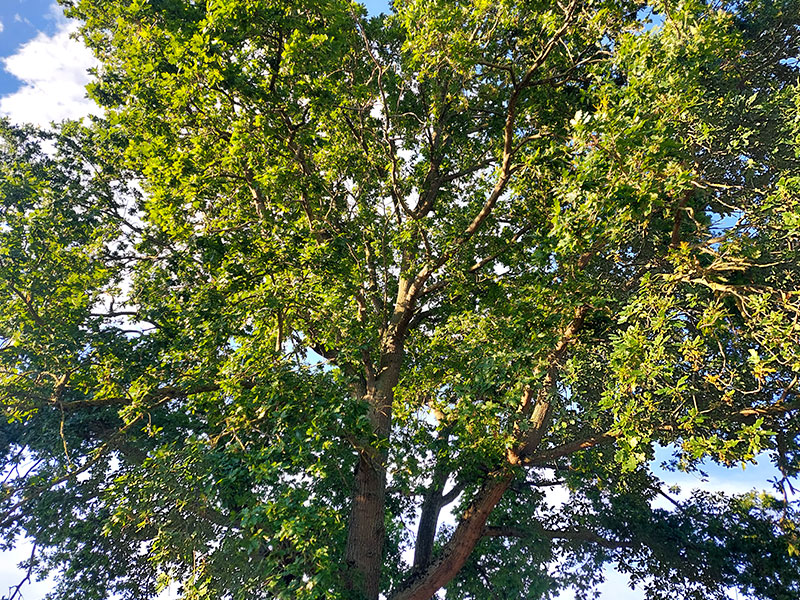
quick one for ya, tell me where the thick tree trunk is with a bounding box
[345,447,388,599]
[344,344,404,599]
[343,276,424,597]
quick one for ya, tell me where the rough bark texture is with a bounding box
[345,448,388,599]
[344,299,410,598]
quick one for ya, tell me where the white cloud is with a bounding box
[0,19,5,34]
[0,20,100,126]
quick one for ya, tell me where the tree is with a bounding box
[1,0,800,598]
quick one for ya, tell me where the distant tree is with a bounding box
[1,0,800,599]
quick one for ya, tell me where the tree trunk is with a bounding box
[344,348,404,598]
[344,276,421,597]
[345,446,388,599]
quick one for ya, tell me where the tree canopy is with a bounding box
[1,0,800,598]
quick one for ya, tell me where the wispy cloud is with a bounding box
[0,19,99,126]
[13,14,32,27]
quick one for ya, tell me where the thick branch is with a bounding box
[413,454,451,571]
[510,304,590,463]
[669,189,692,249]
[524,382,800,467]
[391,473,514,600]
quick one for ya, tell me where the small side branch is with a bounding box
[524,433,618,466]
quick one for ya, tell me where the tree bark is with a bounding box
[345,446,388,599]
[393,305,590,599]
[344,335,406,599]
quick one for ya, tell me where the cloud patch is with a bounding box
[0,20,99,126]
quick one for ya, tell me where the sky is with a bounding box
[0,0,99,126]
[0,1,791,599]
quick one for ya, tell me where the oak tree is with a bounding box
[2,0,800,599]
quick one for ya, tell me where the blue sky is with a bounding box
[0,2,791,599]
[0,1,390,126]
[0,0,97,126]
[0,0,61,94]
